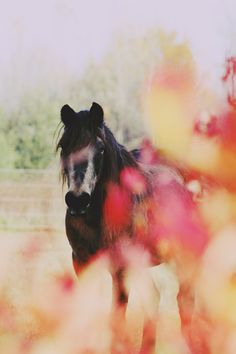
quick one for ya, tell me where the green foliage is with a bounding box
[3,92,61,169]
[0,30,194,169]
[0,107,16,168]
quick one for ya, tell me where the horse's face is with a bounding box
[58,102,105,216]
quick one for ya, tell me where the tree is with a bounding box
[5,91,61,169]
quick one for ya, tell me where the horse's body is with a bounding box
[57,102,207,352]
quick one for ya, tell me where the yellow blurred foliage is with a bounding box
[200,189,236,233]
[143,51,197,161]
[144,86,193,159]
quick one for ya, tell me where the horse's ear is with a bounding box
[89,102,104,127]
[61,104,76,127]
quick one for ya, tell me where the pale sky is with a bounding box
[1,0,236,95]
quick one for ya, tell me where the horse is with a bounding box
[56,102,208,353]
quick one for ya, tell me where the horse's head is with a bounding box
[57,102,105,216]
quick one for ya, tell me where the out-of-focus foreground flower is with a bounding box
[142,57,236,354]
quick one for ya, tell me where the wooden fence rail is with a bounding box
[0,169,65,231]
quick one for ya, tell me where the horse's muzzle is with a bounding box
[65,191,91,216]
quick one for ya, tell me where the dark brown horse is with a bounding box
[57,102,208,353]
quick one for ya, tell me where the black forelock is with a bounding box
[56,109,99,156]
[57,121,88,157]
[75,110,90,122]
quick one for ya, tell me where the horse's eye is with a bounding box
[97,147,104,155]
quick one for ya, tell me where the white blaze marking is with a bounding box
[68,155,76,191]
[67,144,97,196]
[80,148,97,194]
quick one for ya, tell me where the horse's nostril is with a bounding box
[65,191,76,209]
[65,191,91,215]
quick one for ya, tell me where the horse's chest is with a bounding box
[65,212,101,265]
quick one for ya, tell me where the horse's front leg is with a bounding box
[110,268,131,353]
[112,267,160,354]
[112,268,128,311]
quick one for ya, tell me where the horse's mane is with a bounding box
[98,124,141,183]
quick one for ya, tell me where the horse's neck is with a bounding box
[103,126,139,181]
